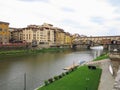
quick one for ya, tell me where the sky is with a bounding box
[0,0,120,36]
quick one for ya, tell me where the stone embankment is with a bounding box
[113,66,120,90]
[112,62,120,90]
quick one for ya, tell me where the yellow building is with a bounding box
[65,32,72,45]
[54,28,65,45]
[60,31,65,45]
[54,28,61,46]
[0,21,9,44]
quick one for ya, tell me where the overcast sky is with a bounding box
[0,0,120,36]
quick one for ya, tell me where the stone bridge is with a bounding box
[72,35,120,49]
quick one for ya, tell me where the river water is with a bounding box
[0,49,103,90]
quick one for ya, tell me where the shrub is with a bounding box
[65,71,69,75]
[68,69,73,73]
[74,66,78,69]
[48,78,53,83]
[61,73,65,76]
[71,68,74,71]
[58,75,62,79]
[54,76,59,80]
[44,80,49,86]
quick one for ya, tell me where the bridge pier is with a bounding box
[72,44,91,49]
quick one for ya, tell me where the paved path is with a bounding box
[98,59,114,90]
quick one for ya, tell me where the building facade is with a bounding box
[65,32,72,45]
[9,28,23,42]
[55,28,65,45]
[10,23,73,47]
[0,21,9,44]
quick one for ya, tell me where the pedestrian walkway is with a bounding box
[98,59,114,90]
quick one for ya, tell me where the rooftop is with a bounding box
[0,21,9,25]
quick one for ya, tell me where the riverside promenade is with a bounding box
[86,59,115,90]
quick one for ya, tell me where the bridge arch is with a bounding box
[111,40,118,44]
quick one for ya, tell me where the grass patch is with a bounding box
[0,48,67,56]
[38,66,102,90]
[0,48,68,60]
[94,53,109,61]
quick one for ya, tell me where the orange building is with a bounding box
[0,21,9,44]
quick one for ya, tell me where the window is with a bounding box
[0,28,2,31]
[26,34,28,39]
[0,36,2,40]
[29,34,31,39]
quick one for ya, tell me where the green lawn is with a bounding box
[38,66,102,90]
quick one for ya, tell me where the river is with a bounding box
[0,49,103,90]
